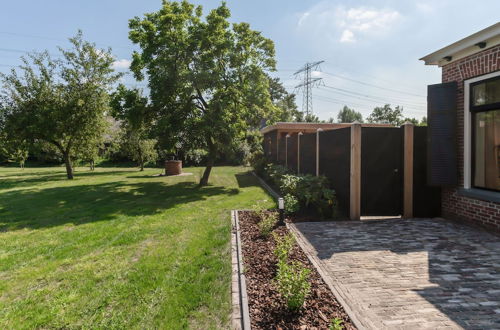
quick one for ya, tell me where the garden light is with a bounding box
[278,197,285,225]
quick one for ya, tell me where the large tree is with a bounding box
[0,32,120,178]
[129,1,279,185]
[367,104,404,126]
[337,105,363,123]
[268,77,300,122]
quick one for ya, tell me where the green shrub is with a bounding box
[297,175,337,218]
[279,174,301,196]
[265,164,289,188]
[284,194,300,214]
[258,212,277,237]
[273,233,295,264]
[275,261,311,311]
[261,164,339,218]
[249,150,267,176]
[329,318,344,330]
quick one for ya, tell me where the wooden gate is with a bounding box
[361,127,403,216]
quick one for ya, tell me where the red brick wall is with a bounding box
[441,45,500,231]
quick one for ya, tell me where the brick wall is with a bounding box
[441,45,500,231]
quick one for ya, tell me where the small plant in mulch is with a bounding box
[329,317,345,330]
[275,260,311,311]
[273,233,311,311]
[273,232,295,263]
[253,200,278,237]
[258,212,277,237]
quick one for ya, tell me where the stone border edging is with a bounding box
[231,210,251,330]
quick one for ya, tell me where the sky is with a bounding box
[0,0,499,121]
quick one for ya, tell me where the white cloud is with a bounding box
[296,3,401,44]
[311,70,323,77]
[340,29,355,43]
[112,59,131,70]
[298,12,310,27]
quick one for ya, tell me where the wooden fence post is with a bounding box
[350,123,361,220]
[297,132,303,174]
[316,128,322,176]
[403,122,414,218]
[285,134,290,168]
[276,132,280,162]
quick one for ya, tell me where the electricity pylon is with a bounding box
[294,61,324,116]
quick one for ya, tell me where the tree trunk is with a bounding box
[90,160,95,171]
[199,140,216,186]
[199,156,214,186]
[140,162,144,171]
[64,153,74,179]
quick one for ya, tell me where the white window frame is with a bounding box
[463,70,500,189]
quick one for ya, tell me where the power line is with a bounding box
[294,61,324,116]
[0,31,135,51]
[321,71,425,97]
[284,85,426,116]
[320,85,425,108]
[322,63,424,92]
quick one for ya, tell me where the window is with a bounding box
[471,76,500,192]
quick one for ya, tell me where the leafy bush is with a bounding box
[249,150,267,176]
[284,194,300,214]
[273,233,295,264]
[296,175,338,218]
[279,174,301,196]
[258,212,277,237]
[275,261,311,311]
[260,164,338,218]
[264,163,289,188]
[329,318,344,330]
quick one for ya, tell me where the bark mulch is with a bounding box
[238,210,356,330]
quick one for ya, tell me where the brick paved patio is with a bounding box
[290,218,500,330]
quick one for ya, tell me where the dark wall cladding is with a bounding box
[287,134,298,173]
[299,133,316,175]
[278,134,286,165]
[427,82,458,186]
[318,128,351,216]
[361,127,403,216]
[414,126,441,217]
[264,131,278,162]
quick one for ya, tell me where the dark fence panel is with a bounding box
[361,127,403,216]
[299,133,316,175]
[263,131,276,162]
[278,134,286,165]
[287,134,298,173]
[318,127,351,216]
[413,126,441,217]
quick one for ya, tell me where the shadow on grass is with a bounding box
[235,172,260,188]
[0,170,137,191]
[0,180,236,232]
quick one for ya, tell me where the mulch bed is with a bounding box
[238,210,356,330]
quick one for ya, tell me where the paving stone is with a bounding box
[292,218,500,330]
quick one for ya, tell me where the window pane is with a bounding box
[472,78,500,106]
[474,109,500,191]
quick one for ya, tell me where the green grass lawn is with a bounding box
[0,166,273,329]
